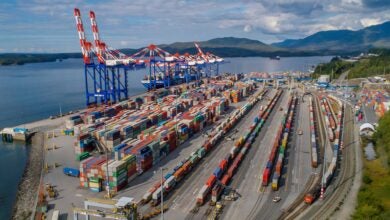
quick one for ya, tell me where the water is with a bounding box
[0,56,331,219]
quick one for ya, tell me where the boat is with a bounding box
[270,56,280,60]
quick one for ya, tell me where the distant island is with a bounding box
[0,53,81,66]
[1,21,389,66]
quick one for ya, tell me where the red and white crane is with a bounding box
[194,42,224,63]
[89,10,134,66]
[130,44,179,68]
[74,8,94,64]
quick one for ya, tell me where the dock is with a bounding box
[1,127,29,142]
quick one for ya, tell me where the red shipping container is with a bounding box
[206,175,217,187]
[262,168,270,186]
[236,153,244,163]
[221,174,230,185]
[219,160,228,171]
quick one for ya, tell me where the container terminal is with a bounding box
[1,8,370,220]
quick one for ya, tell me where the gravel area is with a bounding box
[12,132,44,220]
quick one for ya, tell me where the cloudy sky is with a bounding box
[0,0,389,53]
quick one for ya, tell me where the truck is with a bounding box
[63,167,80,177]
[51,210,59,220]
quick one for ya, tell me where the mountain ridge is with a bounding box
[272,21,390,51]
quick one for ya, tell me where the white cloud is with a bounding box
[360,18,382,27]
[0,0,389,52]
[244,24,252,32]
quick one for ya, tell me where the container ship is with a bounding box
[141,71,200,89]
[140,55,224,89]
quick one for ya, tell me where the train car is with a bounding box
[271,173,280,191]
[304,185,321,204]
[151,186,165,206]
[262,167,271,186]
[211,183,224,204]
[196,184,210,205]
[164,175,176,192]
[221,174,230,186]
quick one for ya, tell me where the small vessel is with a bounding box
[270,56,280,60]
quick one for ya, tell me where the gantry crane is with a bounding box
[74,8,143,106]
[74,8,225,102]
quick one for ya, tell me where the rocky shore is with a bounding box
[12,132,44,220]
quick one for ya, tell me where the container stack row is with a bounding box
[74,79,257,194]
[360,88,390,118]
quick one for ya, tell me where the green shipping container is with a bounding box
[112,168,127,177]
[89,177,100,183]
[279,147,285,155]
[190,155,199,164]
[197,147,206,158]
[76,152,90,161]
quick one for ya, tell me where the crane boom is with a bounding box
[74,8,93,64]
[89,10,106,63]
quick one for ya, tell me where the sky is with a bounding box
[0,0,389,53]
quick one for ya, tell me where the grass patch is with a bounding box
[353,111,390,219]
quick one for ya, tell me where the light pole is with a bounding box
[160,167,167,220]
[59,103,62,117]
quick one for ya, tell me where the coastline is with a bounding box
[11,132,44,219]
[7,89,159,219]
[9,116,74,220]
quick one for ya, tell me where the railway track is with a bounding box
[277,93,325,219]
[308,105,355,219]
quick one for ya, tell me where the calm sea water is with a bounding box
[0,56,331,219]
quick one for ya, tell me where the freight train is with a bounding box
[309,97,318,168]
[261,95,296,188]
[271,96,297,191]
[322,95,344,187]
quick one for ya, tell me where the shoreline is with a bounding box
[11,132,44,220]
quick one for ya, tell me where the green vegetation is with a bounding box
[353,111,390,219]
[314,48,390,79]
[0,53,81,66]
[313,57,354,79]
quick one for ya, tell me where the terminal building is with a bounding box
[359,123,376,137]
[317,75,330,88]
